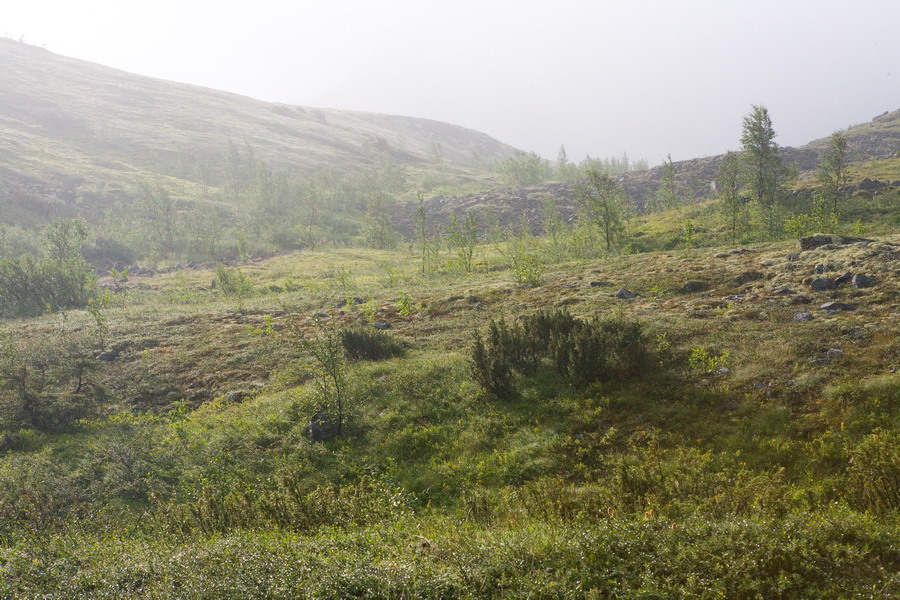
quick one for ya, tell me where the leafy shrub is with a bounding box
[0,333,105,433]
[339,327,406,361]
[848,429,900,512]
[0,218,97,318]
[213,264,252,297]
[471,309,658,395]
[688,347,731,374]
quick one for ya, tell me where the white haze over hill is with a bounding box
[5,0,900,165]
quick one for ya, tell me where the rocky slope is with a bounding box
[403,109,900,231]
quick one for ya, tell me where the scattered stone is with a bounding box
[835,272,854,285]
[735,271,764,285]
[615,288,637,299]
[313,312,329,319]
[794,312,814,322]
[725,294,745,301]
[814,263,836,274]
[786,253,800,262]
[559,284,577,289]
[714,367,731,376]
[590,280,613,287]
[800,233,873,251]
[97,351,118,362]
[715,252,730,259]
[683,281,708,293]
[790,295,813,305]
[852,274,876,288]
[809,277,837,291]
[773,286,796,295]
[820,301,856,312]
[825,348,845,359]
[373,320,392,330]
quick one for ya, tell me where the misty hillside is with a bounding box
[0,38,516,226]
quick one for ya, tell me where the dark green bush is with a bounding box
[470,309,658,395]
[470,324,514,397]
[340,326,406,361]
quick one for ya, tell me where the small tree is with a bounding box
[301,324,350,438]
[413,192,437,274]
[718,151,747,243]
[541,194,568,259]
[740,105,787,236]
[816,132,850,216]
[447,210,478,272]
[655,154,684,212]
[575,168,627,252]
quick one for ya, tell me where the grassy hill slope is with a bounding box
[0,38,515,228]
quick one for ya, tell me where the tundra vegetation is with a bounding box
[1,106,900,597]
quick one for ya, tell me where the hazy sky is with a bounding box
[5,0,900,164]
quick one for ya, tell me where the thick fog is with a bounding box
[6,0,900,164]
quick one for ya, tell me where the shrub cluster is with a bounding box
[0,219,97,318]
[340,326,406,361]
[471,309,656,395]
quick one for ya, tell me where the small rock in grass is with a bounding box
[373,320,392,330]
[683,281,708,293]
[852,274,876,288]
[820,301,856,312]
[825,348,845,359]
[615,288,637,299]
[810,277,836,291]
[835,272,854,286]
[794,312,814,322]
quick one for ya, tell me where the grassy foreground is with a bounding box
[2,201,900,596]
